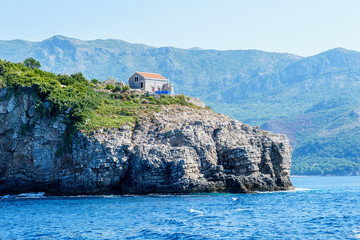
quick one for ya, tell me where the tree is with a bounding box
[91,79,100,84]
[70,73,87,84]
[24,58,41,69]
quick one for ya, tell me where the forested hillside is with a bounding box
[1,36,360,175]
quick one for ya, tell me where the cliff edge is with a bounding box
[0,89,293,195]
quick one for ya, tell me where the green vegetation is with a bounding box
[3,37,360,175]
[0,60,100,124]
[291,130,360,175]
[90,79,100,84]
[292,157,360,175]
[0,59,198,143]
[105,84,115,90]
[23,57,41,69]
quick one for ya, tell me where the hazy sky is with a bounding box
[2,0,360,56]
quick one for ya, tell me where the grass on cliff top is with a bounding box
[0,59,197,132]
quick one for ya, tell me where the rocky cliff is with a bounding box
[0,89,293,195]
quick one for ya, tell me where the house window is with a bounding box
[152,87,155,92]
[135,76,139,82]
[140,82,144,88]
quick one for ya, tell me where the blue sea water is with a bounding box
[0,176,359,240]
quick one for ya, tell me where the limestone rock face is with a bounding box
[0,89,293,195]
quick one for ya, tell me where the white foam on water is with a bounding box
[350,230,360,239]
[352,229,360,239]
[1,192,45,199]
[255,188,315,194]
[254,191,277,194]
[232,197,238,201]
[189,209,204,214]
[1,195,13,199]
[233,208,247,212]
[17,192,45,198]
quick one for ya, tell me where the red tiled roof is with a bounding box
[137,72,167,80]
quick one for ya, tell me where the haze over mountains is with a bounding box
[1,35,360,175]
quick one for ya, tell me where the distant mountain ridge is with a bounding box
[1,35,360,175]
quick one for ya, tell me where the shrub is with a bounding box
[122,85,130,92]
[114,85,122,92]
[105,84,115,90]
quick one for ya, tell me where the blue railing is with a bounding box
[155,91,173,94]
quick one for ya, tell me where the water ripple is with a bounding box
[0,176,359,239]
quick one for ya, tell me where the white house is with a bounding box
[128,72,174,93]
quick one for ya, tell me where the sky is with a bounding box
[1,0,360,56]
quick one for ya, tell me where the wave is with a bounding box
[1,192,45,199]
[232,208,248,212]
[353,234,360,239]
[352,229,360,239]
[189,209,204,214]
[254,188,315,194]
[0,188,314,199]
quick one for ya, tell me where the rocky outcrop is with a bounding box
[186,97,206,108]
[0,89,293,195]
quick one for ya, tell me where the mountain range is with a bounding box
[1,35,360,175]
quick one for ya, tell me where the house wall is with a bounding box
[143,79,167,92]
[128,73,145,89]
[128,73,168,93]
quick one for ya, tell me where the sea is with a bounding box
[0,176,359,240]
